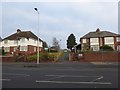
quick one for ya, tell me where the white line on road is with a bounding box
[91,76,104,82]
[0,79,11,81]
[36,80,112,85]
[2,73,30,77]
[55,69,94,71]
[45,75,100,77]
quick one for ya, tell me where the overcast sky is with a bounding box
[1,0,119,49]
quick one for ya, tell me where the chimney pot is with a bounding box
[17,29,21,33]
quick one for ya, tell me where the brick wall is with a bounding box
[2,56,15,62]
[78,51,120,62]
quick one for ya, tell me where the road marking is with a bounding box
[2,73,30,77]
[55,69,94,71]
[44,76,63,81]
[2,73,30,79]
[36,80,112,85]
[45,75,100,77]
[0,79,11,81]
[91,76,103,82]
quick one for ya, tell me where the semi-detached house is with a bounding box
[80,28,120,51]
[1,29,44,55]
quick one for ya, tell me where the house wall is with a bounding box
[81,38,90,51]
[80,36,119,51]
[1,38,42,48]
[1,37,43,53]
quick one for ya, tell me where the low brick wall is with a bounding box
[1,56,15,62]
[78,51,120,62]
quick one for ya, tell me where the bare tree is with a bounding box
[52,37,60,51]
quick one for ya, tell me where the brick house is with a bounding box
[0,29,44,55]
[80,28,120,51]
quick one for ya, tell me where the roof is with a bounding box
[81,28,118,39]
[2,29,43,42]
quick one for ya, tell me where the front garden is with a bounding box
[27,52,63,62]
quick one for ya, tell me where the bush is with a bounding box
[100,45,114,51]
[27,54,37,62]
[0,49,7,56]
[27,52,63,62]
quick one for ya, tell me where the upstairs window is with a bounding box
[117,37,120,42]
[20,38,25,43]
[14,40,18,44]
[82,39,87,43]
[4,40,8,44]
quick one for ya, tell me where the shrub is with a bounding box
[27,52,63,62]
[100,45,114,51]
[27,54,37,62]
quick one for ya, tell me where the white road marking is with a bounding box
[0,79,11,81]
[45,75,100,77]
[36,80,112,85]
[55,69,94,71]
[2,73,30,79]
[2,73,30,77]
[91,76,103,82]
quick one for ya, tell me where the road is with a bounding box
[1,62,119,89]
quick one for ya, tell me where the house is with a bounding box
[73,44,81,53]
[80,28,120,51]
[0,29,44,55]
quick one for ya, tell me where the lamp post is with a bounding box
[59,39,62,51]
[34,7,40,64]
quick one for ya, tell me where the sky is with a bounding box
[0,0,119,49]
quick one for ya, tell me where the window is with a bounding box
[4,47,10,52]
[14,47,17,52]
[4,40,8,44]
[117,37,120,42]
[91,45,99,51]
[34,47,36,52]
[82,39,86,43]
[14,40,18,44]
[90,38,99,43]
[117,45,120,51]
[20,46,27,51]
[20,38,25,43]
[104,37,114,44]
[100,38,103,46]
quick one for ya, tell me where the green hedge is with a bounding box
[100,45,114,51]
[27,52,63,62]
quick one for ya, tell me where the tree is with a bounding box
[67,33,77,51]
[52,37,60,51]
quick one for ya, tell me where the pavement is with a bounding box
[2,61,119,67]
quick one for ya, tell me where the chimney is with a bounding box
[96,28,100,32]
[17,29,21,33]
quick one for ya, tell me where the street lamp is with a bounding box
[59,39,62,50]
[34,7,40,64]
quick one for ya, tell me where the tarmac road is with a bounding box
[1,62,119,89]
